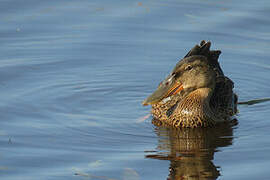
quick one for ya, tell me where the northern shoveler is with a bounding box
[143,41,237,128]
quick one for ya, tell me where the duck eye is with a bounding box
[185,65,192,71]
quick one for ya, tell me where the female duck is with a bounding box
[143,41,237,128]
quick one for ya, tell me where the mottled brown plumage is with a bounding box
[143,41,237,128]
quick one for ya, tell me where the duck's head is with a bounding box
[142,55,216,106]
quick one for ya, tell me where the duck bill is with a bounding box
[142,81,183,106]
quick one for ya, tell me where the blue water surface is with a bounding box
[0,0,270,179]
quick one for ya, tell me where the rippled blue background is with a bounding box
[0,0,270,179]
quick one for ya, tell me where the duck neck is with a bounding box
[193,87,213,103]
[182,87,213,106]
[173,87,216,127]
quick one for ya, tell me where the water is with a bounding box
[0,0,270,179]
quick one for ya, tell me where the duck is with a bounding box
[142,40,238,128]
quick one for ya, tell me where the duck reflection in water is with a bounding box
[146,119,237,180]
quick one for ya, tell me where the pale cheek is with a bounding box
[182,84,189,89]
[182,78,199,89]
